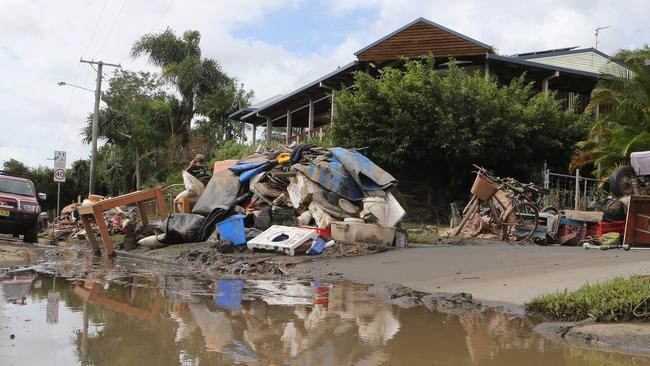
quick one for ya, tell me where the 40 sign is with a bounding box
[53,168,66,182]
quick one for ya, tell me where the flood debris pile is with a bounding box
[137,144,406,259]
[449,165,637,249]
[48,197,140,244]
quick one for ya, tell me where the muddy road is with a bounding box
[1,240,650,365]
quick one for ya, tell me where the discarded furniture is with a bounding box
[623,195,650,247]
[78,188,169,256]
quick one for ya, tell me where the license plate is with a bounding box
[0,210,9,217]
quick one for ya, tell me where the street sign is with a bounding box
[53,168,66,182]
[54,151,66,169]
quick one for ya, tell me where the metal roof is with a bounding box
[238,61,359,121]
[354,17,494,56]
[512,46,579,58]
[486,53,615,79]
[513,47,633,72]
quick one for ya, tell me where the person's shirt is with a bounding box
[187,165,207,179]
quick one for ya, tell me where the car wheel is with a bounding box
[23,223,39,244]
[609,165,636,196]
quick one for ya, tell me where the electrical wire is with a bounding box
[95,0,129,57]
[55,0,108,152]
[149,0,176,33]
[120,0,176,65]
[81,0,109,57]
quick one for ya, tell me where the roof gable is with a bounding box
[355,18,492,62]
[518,48,633,77]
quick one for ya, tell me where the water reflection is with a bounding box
[1,264,649,365]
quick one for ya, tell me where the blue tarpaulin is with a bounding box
[292,148,396,201]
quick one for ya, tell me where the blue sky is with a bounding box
[233,2,379,55]
[0,0,648,168]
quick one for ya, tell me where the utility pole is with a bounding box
[79,59,120,195]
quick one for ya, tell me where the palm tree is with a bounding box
[131,29,203,130]
[572,62,650,177]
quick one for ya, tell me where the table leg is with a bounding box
[155,189,170,219]
[80,214,101,256]
[93,207,115,257]
[136,202,149,226]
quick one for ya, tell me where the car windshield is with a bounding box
[0,177,34,196]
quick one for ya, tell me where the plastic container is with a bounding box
[331,221,396,245]
[300,226,332,238]
[587,220,626,237]
[471,173,499,201]
[363,196,388,224]
[215,214,247,245]
[558,218,586,246]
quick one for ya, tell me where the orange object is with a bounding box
[277,153,291,164]
[213,159,238,173]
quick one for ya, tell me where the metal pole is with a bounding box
[583,179,588,210]
[56,182,61,220]
[575,169,580,210]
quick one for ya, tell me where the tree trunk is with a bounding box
[181,93,194,129]
[135,148,141,190]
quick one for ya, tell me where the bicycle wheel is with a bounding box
[500,201,539,242]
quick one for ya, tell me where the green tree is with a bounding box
[613,45,650,71]
[572,62,650,177]
[331,57,588,196]
[84,70,176,189]
[2,159,30,175]
[194,77,254,144]
[131,29,204,130]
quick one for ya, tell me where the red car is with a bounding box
[0,172,46,243]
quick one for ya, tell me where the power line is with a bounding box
[81,0,109,57]
[56,0,109,150]
[95,0,129,57]
[120,0,176,65]
[149,0,176,33]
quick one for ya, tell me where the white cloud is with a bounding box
[0,0,648,169]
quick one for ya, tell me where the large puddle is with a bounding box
[1,252,649,365]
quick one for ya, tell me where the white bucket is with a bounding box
[362,196,388,226]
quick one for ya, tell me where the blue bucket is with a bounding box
[215,214,247,245]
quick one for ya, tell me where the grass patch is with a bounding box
[526,276,650,322]
[402,222,443,244]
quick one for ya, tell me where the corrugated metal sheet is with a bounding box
[525,51,633,78]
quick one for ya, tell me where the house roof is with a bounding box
[512,46,580,58]
[237,61,359,124]
[486,53,611,79]
[354,17,494,56]
[512,47,633,77]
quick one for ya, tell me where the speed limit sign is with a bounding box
[53,168,66,182]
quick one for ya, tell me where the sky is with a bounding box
[0,0,648,169]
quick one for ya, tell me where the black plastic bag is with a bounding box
[160,213,206,244]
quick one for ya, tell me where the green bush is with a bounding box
[526,276,650,322]
[331,56,589,198]
[211,140,256,163]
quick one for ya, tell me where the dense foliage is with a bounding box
[526,276,650,322]
[572,49,650,177]
[331,57,588,196]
